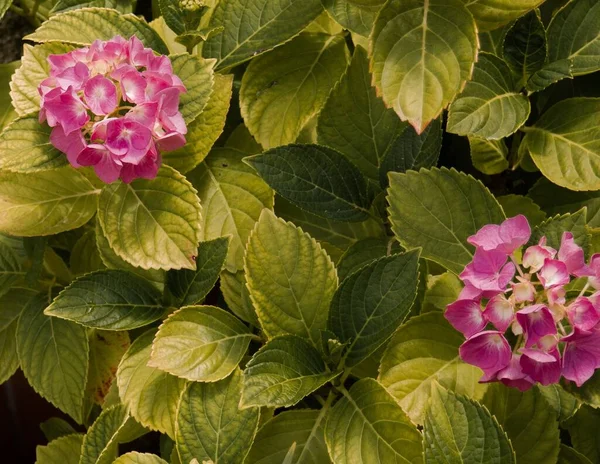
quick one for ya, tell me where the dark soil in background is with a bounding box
[0,12,32,63]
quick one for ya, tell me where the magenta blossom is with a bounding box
[39,35,187,183]
[446,215,600,390]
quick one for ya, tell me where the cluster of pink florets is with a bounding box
[39,35,187,183]
[446,215,600,390]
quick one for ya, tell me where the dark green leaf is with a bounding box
[329,250,420,367]
[246,144,373,222]
[45,270,165,330]
[167,237,229,307]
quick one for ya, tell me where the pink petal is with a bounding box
[458,283,483,301]
[522,239,557,273]
[484,295,514,332]
[84,75,118,115]
[588,254,600,289]
[459,331,511,377]
[77,144,122,184]
[547,286,566,306]
[43,87,89,134]
[512,280,535,303]
[120,145,160,183]
[55,61,90,91]
[519,347,561,385]
[559,232,592,277]
[128,36,155,68]
[126,101,158,128]
[497,354,534,391]
[561,328,600,387]
[121,70,147,104]
[538,259,570,289]
[445,299,486,337]
[105,118,153,163]
[156,132,186,152]
[567,297,600,331]
[49,125,86,167]
[516,304,557,348]
[467,215,531,254]
[146,55,173,74]
[460,249,514,292]
[143,72,171,101]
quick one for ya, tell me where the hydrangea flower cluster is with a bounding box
[39,35,187,183]
[445,215,600,391]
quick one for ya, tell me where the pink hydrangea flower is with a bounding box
[467,214,531,254]
[38,36,187,183]
[446,215,600,390]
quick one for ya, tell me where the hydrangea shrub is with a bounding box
[0,1,600,463]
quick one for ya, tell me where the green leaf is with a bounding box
[378,311,487,424]
[479,24,511,56]
[330,250,419,367]
[240,32,348,149]
[562,369,600,408]
[324,378,423,464]
[336,237,395,281]
[158,0,201,35]
[371,0,477,133]
[117,330,186,438]
[85,330,129,406]
[149,305,253,382]
[387,167,505,274]
[167,237,229,307]
[421,272,462,313]
[0,0,12,20]
[526,59,573,92]
[36,434,83,464]
[465,0,545,32]
[559,445,594,464]
[247,409,330,464]
[529,177,600,226]
[316,45,405,185]
[0,168,98,237]
[163,73,233,174]
[503,10,547,82]
[240,335,338,408]
[547,0,600,75]
[170,54,214,125]
[95,222,165,292]
[0,289,35,384]
[24,8,169,54]
[17,293,89,423]
[97,165,201,271]
[520,98,600,190]
[9,43,74,117]
[80,403,129,464]
[113,453,168,464]
[469,137,509,175]
[51,0,134,14]
[424,382,516,463]
[245,210,338,346]
[0,113,66,172]
[220,269,259,325]
[530,209,589,252]
[322,0,384,36]
[565,406,600,463]
[497,194,547,227]
[0,61,18,131]
[40,417,77,442]
[537,384,580,422]
[447,53,530,139]
[45,270,164,330]
[246,144,373,222]
[70,229,105,276]
[187,147,274,272]
[482,383,560,464]
[202,0,323,70]
[0,240,24,293]
[176,369,259,464]
[275,196,384,262]
[378,119,443,188]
